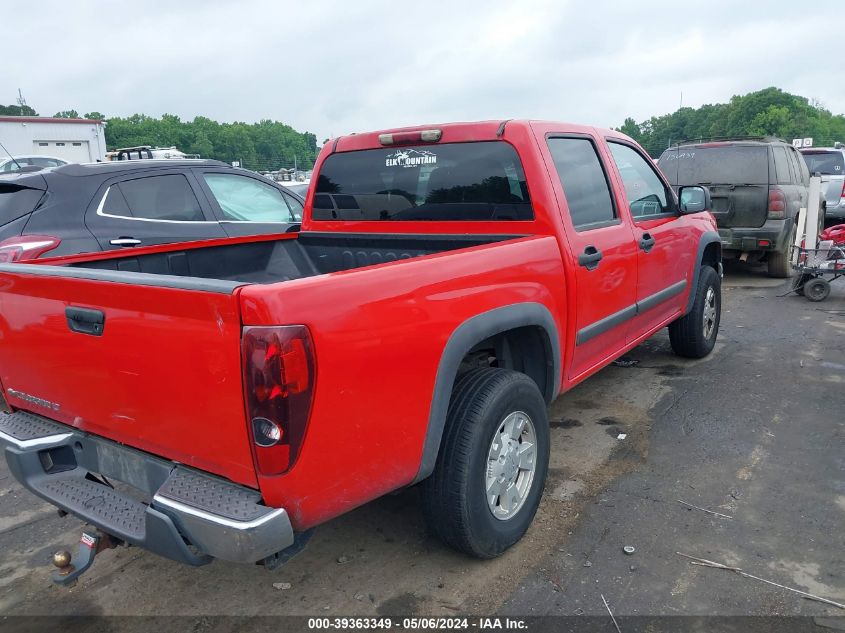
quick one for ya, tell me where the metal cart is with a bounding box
[790,244,845,302]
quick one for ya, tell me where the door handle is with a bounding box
[578,245,603,270]
[639,233,656,252]
[109,237,141,246]
[65,307,105,336]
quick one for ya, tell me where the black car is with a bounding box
[658,137,822,278]
[0,160,304,262]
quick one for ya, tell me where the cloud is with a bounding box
[2,0,842,141]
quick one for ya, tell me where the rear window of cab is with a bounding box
[312,141,533,221]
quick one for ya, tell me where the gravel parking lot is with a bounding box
[1,265,843,623]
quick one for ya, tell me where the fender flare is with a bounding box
[684,231,721,314]
[412,302,561,483]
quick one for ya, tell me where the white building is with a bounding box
[0,116,107,163]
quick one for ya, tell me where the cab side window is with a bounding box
[607,142,673,219]
[546,137,616,230]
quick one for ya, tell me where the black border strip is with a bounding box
[637,279,687,313]
[576,279,687,346]
[576,304,637,346]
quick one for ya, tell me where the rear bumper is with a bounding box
[718,218,791,252]
[0,411,294,565]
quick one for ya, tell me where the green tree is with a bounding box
[0,104,38,116]
[83,111,106,120]
[53,109,80,118]
[103,113,318,169]
[617,87,845,157]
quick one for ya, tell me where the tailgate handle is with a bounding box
[66,307,105,336]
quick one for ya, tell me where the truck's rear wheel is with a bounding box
[421,368,549,559]
[669,266,720,358]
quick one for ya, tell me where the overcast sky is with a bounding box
[2,1,841,141]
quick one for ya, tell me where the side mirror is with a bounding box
[679,185,711,214]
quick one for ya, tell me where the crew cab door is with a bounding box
[85,170,227,250]
[605,140,693,339]
[542,133,639,379]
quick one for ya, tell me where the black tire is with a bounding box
[669,265,720,359]
[421,367,550,559]
[805,278,830,302]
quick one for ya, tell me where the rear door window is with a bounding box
[658,145,769,185]
[313,141,532,221]
[787,148,807,185]
[772,147,793,185]
[546,137,616,229]
[104,174,205,221]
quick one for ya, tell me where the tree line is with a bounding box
[4,87,844,166]
[618,87,845,157]
[0,105,319,171]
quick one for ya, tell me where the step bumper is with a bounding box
[0,410,294,565]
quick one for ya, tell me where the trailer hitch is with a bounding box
[51,529,123,587]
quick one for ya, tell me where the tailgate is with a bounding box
[708,184,769,228]
[0,265,258,487]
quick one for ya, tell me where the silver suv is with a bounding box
[801,145,845,221]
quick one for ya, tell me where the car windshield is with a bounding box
[658,145,769,185]
[801,151,844,176]
[313,141,533,221]
[0,158,37,173]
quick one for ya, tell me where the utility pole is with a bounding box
[679,91,683,110]
[16,88,27,116]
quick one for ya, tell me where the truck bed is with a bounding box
[0,230,531,491]
[69,233,517,285]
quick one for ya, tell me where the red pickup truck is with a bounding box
[0,120,721,579]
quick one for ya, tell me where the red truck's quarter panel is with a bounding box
[238,235,567,529]
[0,273,258,487]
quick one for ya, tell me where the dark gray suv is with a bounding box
[0,160,303,262]
[658,138,821,277]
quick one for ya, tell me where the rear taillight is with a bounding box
[0,235,61,263]
[242,325,315,476]
[840,180,845,199]
[767,188,786,219]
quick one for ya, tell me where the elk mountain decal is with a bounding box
[385,149,437,168]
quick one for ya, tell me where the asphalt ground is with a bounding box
[0,261,842,632]
[504,261,845,628]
